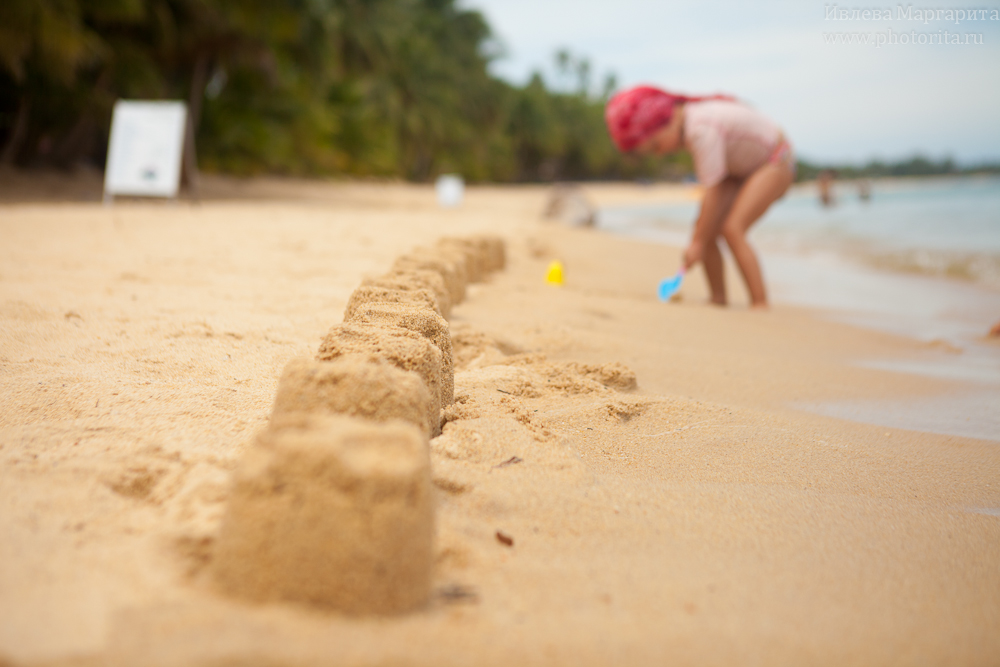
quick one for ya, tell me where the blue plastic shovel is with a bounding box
[657,268,686,302]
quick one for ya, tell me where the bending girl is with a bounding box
[606,86,795,308]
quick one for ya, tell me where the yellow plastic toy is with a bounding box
[545,260,564,286]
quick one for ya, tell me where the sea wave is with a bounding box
[860,247,1000,289]
[601,211,1000,291]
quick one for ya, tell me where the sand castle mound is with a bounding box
[437,235,505,278]
[363,270,452,318]
[345,302,455,407]
[271,357,435,437]
[433,243,481,285]
[393,252,466,304]
[317,323,445,436]
[437,238,485,283]
[468,234,506,272]
[212,414,433,614]
[483,236,506,271]
[344,285,443,320]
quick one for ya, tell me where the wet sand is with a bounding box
[1,181,998,666]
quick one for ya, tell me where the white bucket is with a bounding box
[435,174,464,208]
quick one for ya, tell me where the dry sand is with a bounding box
[1,180,998,666]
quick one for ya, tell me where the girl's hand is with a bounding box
[683,242,703,269]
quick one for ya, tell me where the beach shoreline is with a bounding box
[1,181,998,666]
[592,176,1000,441]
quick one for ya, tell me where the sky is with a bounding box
[460,0,1000,164]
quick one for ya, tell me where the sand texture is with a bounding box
[1,180,998,666]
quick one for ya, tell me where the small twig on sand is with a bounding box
[492,456,523,469]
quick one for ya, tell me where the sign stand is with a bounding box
[181,105,201,202]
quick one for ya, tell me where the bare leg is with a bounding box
[702,239,727,305]
[721,162,794,308]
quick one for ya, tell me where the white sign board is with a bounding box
[104,101,187,198]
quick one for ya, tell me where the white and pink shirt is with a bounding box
[683,101,785,188]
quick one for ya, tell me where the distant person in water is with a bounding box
[605,86,795,308]
[857,178,872,202]
[817,169,837,207]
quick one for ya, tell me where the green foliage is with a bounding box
[0,0,678,181]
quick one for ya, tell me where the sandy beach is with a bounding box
[1,180,998,666]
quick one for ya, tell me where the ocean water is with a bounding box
[600,175,1000,289]
[597,175,1000,441]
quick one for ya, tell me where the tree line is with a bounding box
[796,156,1000,181]
[0,0,672,182]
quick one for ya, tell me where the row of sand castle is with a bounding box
[209,236,506,615]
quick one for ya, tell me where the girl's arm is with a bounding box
[683,182,729,268]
